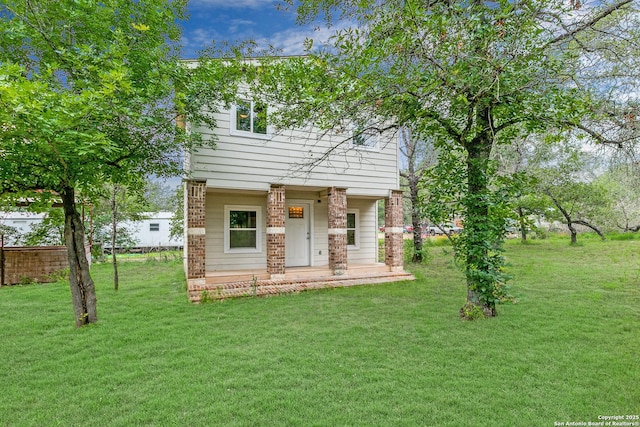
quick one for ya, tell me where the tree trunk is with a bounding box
[111,186,119,291]
[547,193,579,245]
[61,187,98,327]
[409,177,423,262]
[518,207,527,243]
[1,234,5,287]
[569,224,578,244]
[463,123,496,318]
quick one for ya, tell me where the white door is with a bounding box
[285,202,311,267]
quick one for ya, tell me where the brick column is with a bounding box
[328,187,347,275]
[267,185,286,279]
[186,180,206,281]
[385,190,404,271]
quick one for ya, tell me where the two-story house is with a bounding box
[182,67,414,301]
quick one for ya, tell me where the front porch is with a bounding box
[184,182,414,302]
[188,264,415,302]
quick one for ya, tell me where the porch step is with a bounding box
[188,270,415,303]
[205,271,270,284]
[205,264,394,284]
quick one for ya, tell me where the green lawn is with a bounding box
[1,237,639,426]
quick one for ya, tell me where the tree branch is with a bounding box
[544,0,634,49]
[573,219,605,240]
[562,121,623,147]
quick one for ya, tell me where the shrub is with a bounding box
[403,239,431,265]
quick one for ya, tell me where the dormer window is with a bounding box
[232,100,267,136]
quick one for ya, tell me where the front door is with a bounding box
[285,201,311,267]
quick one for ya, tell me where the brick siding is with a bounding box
[267,185,285,276]
[328,187,347,274]
[385,190,404,268]
[186,180,206,279]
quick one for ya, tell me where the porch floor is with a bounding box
[188,264,415,302]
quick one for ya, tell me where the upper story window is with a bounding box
[231,100,268,136]
[351,127,379,151]
[150,223,160,232]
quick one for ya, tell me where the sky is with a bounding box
[180,0,332,58]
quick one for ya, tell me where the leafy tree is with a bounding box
[91,196,142,259]
[262,0,638,317]
[540,180,609,244]
[0,0,231,326]
[492,138,554,242]
[399,127,438,262]
[169,185,184,243]
[144,179,180,212]
[594,165,640,232]
[511,191,551,242]
[419,147,466,239]
[89,182,149,290]
[0,223,21,246]
[529,139,609,244]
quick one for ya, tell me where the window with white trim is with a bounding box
[149,223,160,232]
[351,127,379,151]
[347,209,359,249]
[224,205,262,253]
[231,100,268,136]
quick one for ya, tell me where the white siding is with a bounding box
[347,199,379,265]
[101,212,182,249]
[128,213,182,248]
[204,191,381,271]
[189,109,400,197]
[206,192,268,271]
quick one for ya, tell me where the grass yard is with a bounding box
[1,236,639,426]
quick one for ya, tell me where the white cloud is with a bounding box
[189,0,274,9]
[257,22,350,55]
[181,27,225,57]
[229,19,256,34]
[181,17,352,58]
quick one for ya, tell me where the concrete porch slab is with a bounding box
[189,264,415,302]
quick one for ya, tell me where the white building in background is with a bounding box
[0,211,47,245]
[0,211,182,250]
[122,212,182,249]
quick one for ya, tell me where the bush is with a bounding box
[532,226,548,239]
[423,235,453,247]
[403,238,431,264]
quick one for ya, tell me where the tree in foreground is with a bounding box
[0,0,230,326]
[261,0,639,317]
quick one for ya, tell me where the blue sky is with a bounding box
[181,0,331,58]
